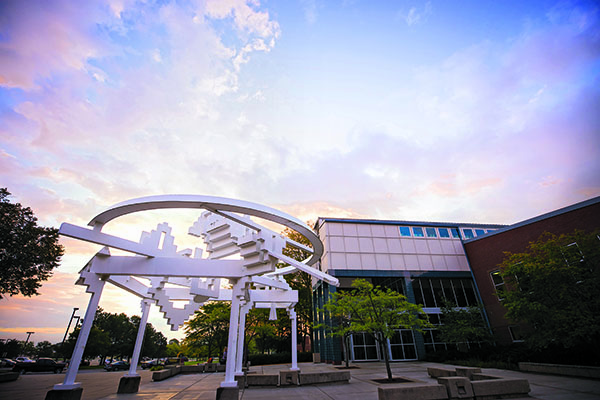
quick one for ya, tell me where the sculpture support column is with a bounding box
[221,279,243,388]
[288,308,299,371]
[54,275,106,389]
[126,299,151,377]
[235,303,250,375]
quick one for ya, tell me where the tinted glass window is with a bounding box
[426,227,437,237]
[450,228,460,238]
[475,229,485,236]
[438,228,450,238]
[463,229,474,239]
[399,226,411,237]
[413,227,424,237]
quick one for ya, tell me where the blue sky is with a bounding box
[1,0,599,343]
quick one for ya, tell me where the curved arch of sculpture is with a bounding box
[87,194,323,266]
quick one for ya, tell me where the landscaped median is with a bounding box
[378,366,530,400]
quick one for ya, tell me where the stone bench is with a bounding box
[519,362,600,379]
[471,378,530,399]
[298,371,350,385]
[246,373,279,386]
[152,365,181,381]
[378,383,448,400]
[428,367,458,378]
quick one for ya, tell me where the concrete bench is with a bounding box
[519,362,600,379]
[378,383,448,400]
[181,365,203,374]
[298,371,350,385]
[246,374,279,386]
[204,363,218,372]
[437,376,474,399]
[455,367,481,380]
[471,378,530,399]
[428,367,458,378]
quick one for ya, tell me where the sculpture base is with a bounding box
[45,387,83,400]
[118,375,141,393]
[216,386,239,400]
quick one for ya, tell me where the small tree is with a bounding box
[499,230,600,357]
[319,279,431,380]
[439,301,492,351]
[0,188,64,298]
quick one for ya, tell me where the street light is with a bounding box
[22,332,34,357]
[62,307,79,344]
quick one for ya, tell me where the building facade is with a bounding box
[312,196,600,363]
[463,196,600,346]
[312,218,505,363]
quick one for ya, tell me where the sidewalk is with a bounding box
[99,361,600,400]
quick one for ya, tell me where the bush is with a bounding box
[247,352,312,366]
[150,365,163,371]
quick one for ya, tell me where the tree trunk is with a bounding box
[344,335,350,368]
[380,336,392,381]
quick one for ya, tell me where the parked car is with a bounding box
[141,359,163,369]
[12,358,66,374]
[1,358,17,368]
[104,360,130,371]
[15,357,34,363]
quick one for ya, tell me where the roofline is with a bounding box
[463,196,600,243]
[316,217,507,229]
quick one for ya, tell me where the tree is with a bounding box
[0,188,64,298]
[129,316,167,359]
[281,227,314,351]
[35,340,55,358]
[65,327,111,361]
[499,230,600,356]
[438,301,492,351]
[184,302,230,359]
[319,279,431,380]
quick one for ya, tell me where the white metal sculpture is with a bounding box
[53,195,338,392]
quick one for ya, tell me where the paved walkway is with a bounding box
[98,361,600,400]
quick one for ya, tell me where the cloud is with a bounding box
[396,1,432,27]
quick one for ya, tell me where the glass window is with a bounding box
[462,279,478,306]
[475,229,485,236]
[438,228,450,238]
[453,280,468,307]
[490,270,505,300]
[450,228,460,238]
[462,229,474,239]
[412,280,424,305]
[399,226,411,237]
[426,227,437,237]
[412,227,424,237]
[509,326,524,342]
[421,279,435,307]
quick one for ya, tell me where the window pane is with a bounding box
[422,279,435,307]
[366,346,378,359]
[365,333,376,345]
[354,347,365,360]
[453,280,468,307]
[412,227,424,237]
[403,345,416,359]
[442,279,456,304]
[399,226,411,237]
[391,345,403,360]
[490,270,504,286]
[463,229,474,239]
[401,330,414,344]
[475,229,485,236]
[462,279,478,305]
[426,227,437,237]
[450,228,460,238]
[438,228,450,238]
[431,279,443,307]
[413,280,424,305]
[353,333,364,345]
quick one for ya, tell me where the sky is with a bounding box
[1,0,599,345]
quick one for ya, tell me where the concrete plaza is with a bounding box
[99,361,600,400]
[2,361,599,400]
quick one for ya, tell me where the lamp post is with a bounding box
[23,332,34,357]
[62,308,79,344]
